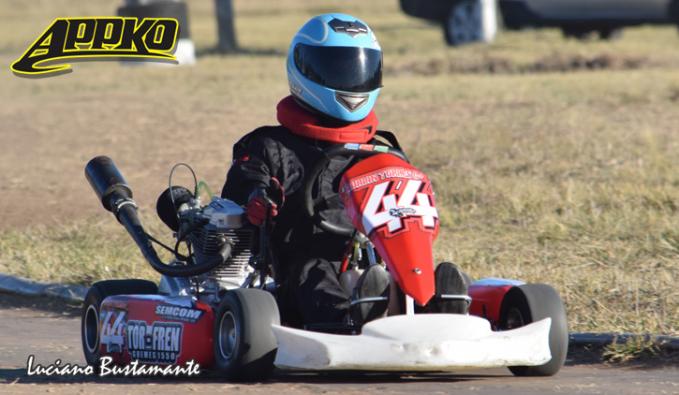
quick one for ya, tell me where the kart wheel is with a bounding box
[213,288,280,381]
[444,0,481,46]
[81,279,158,366]
[499,284,568,376]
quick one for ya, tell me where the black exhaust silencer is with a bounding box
[84,156,164,273]
[85,156,134,213]
[84,156,227,277]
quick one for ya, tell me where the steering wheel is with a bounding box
[303,144,408,237]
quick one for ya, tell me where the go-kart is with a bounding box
[81,140,568,380]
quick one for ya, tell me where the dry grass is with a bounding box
[1,0,678,335]
[602,336,661,363]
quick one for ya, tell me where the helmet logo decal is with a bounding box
[335,92,369,112]
[328,18,368,37]
[289,80,303,97]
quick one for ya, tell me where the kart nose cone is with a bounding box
[396,263,435,306]
[369,224,436,307]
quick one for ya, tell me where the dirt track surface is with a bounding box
[0,294,677,395]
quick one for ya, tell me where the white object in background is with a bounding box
[481,0,498,43]
[273,314,552,371]
[444,0,498,46]
[120,39,195,67]
[173,38,196,65]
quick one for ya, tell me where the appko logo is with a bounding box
[11,17,179,77]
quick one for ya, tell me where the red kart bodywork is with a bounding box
[98,295,215,367]
[468,283,514,329]
[340,153,439,306]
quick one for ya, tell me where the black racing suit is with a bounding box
[221,125,357,327]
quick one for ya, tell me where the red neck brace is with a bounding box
[276,96,378,143]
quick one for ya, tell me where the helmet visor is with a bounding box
[294,44,382,93]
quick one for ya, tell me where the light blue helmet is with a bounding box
[286,14,382,122]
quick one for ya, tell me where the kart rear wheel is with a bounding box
[81,279,158,366]
[499,284,568,376]
[213,288,280,381]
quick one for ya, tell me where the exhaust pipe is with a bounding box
[84,156,172,272]
[85,156,229,277]
[85,156,134,214]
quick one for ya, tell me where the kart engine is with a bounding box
[160,190,255,289]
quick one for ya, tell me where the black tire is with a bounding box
[213,288,280,381]
[81,279,158,366]
[499,284,568,376]
[443,0,483,46]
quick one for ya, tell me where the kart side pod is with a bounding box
[95,294,215,368]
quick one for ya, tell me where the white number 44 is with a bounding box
[362,179,438,235]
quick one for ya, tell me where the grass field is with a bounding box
[1,0,678,336]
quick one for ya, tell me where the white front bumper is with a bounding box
[272,314,551,371]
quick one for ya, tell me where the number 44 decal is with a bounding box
[362,179,438,235]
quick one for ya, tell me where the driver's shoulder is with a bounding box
[235,125,306,146]
[232,125,295,154]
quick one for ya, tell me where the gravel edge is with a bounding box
[0,273,88,303]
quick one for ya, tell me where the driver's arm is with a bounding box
[221,135,273,206]
[221,128,302,208]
